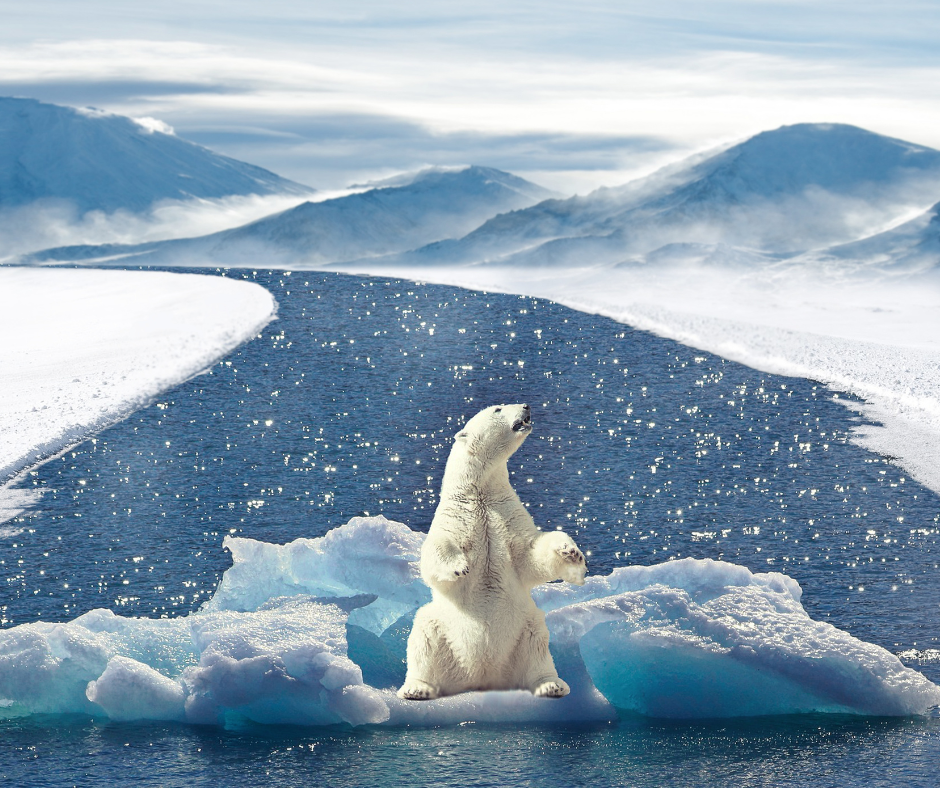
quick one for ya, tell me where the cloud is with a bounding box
[0,193,316,258]
[7,2,940,64]
[0,80,228,106]
[3,5,940,190]
[181,114,675,192]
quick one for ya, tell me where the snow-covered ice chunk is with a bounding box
[0,609,194,718]
[205,515,430,634]
[0,595,389,727]
[533,556,802,612]
[545,563,940,718]
[1,517,937,726]
[182,596,388,727]
[86,655,186,722]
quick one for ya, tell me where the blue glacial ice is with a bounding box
[1,516,937,727]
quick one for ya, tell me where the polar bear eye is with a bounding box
[494,407,502,413]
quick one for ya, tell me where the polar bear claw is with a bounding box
[558,544,585,563]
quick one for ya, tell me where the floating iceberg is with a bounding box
[1,516,937,727]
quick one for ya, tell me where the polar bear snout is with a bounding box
[511,403,532,432]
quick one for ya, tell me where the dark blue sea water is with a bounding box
[3,712,938,788]
[2,270,939,787]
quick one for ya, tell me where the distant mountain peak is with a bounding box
[350,164,558,201]
[691,122,940,197]
[0,96,312,214]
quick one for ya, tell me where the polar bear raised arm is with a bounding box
[521,529,587,587]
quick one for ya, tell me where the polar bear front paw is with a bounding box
[556,543,585,566]
[537,531,587,585]
[427,556,470,584]
[434,557,469,581]
[532,677,570,698]
[398,679,439,701]
[554,540,587,586]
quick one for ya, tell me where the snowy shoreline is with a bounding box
[0,267,277,521]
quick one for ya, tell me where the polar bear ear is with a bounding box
[454,430,477,454]
[455,430,478,456]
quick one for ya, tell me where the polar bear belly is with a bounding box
[438,523,534,684]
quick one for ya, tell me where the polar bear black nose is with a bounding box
[522,404,530,412]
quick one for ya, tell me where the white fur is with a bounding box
[398,404,586,701]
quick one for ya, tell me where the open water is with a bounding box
[1,269,938,787]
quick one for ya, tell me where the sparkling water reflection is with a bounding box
[1,713,938,788]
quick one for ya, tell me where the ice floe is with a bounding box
[1,516,937,727]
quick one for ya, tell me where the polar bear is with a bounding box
[398,403,587,701]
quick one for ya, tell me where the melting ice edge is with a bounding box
[2,516,938,727]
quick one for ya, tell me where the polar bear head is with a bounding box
[444,404,532,483]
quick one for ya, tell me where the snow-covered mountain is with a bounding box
[384,123,940,269]
[23,166,556,267]
[0,97,311,213]
[792,200,940,278]
[18,122,940,277]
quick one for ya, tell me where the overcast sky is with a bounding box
[4,1,940,192]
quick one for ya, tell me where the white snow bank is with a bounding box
[607,302,940,496]
[0,267,277,506]
[339,262,940,495]
[555,270,940,496]
[1,516,936,727]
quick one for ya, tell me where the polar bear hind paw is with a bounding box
[532,678,570,698]
[398,679,439,701]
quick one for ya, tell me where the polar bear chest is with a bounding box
[465,510,514,575]
[457,494,530,596]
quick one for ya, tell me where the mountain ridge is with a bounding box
[20,165,557,267]
[376,123,940,269]
[0,97,312,214]
[15,122,940,277]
